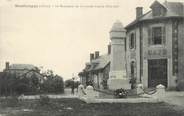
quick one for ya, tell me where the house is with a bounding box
[3,62,44,82]
[79,0,184,90]
[79,47,110,89]
[125,1,184,90]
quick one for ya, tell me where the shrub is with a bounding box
[101,80,108,89]
[176,79,184,91]
[114,88,128,98]
[2,96,19,107]
[40,75,64,94]
[129,78,137,89]
[39,95,50,106]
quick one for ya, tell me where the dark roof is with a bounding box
[90,54,110,71]
[9,64,37,70]
[125,1,184,29]
[80,54,110,73]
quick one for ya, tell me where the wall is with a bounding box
[126,19,178,88]
[178,18,184,90]
[141,20,175,88]
[126,27,141,84]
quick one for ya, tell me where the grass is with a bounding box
[0,98,183,116]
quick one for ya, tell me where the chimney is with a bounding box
[108,44,111,54]
[136,7,143,19]
[90,53,94,62]
[5,62,9,70]
[95,51,99,59]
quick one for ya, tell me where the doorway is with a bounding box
[148,59,167,88]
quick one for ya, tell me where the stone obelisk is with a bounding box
[108,21,130,90]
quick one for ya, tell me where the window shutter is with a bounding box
[148,27,152,46]
[134,32,136,49]
[162,26,166,45]
[125,38,126,51]
[129,34,131,49]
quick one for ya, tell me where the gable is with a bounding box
[150,1,166,9]
[150,1,167,17]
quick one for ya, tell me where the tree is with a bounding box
[0,67,65,96]
[64,79,80,88]
[53,75,64,93]
[40,69,64,94]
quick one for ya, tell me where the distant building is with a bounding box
[3,62,43,82]
[79,49,110,89]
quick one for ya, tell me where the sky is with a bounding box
[0,0,183,80]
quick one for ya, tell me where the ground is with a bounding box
[0,98,184,116]
[164,91,184,107]
[0,88,184,116]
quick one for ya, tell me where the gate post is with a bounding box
[156,84,166,99]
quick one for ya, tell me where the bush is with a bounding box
[114,88,128,98]
[176,79,184,91]
[101,80,108,89]
[129,78,137,89]
[2,96,19,107]
[38,95,60,110]
[0,69,65,96]
[64,79,79,89]
[14,83,31,95]
[40,75,64,94]
[39,95,50,106]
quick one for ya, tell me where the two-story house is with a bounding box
[79,0,184,90]
[125,1,184,89]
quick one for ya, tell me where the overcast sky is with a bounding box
[0,0,183,80]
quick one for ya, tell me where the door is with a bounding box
[148,59,167,88]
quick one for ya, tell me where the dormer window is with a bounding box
[150,1,166,17]
[152,6,162,16]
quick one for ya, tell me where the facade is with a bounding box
[125,1,184,89]
[79,0,184,90]
[79,51,110,89]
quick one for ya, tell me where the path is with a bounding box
[163,91,184,107]
[0,88,78,100]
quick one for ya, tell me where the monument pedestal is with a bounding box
[108,71,131,90]
[108,21,130,90]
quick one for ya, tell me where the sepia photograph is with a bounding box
[0,0,184,115]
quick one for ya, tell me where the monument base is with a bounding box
[108,78,131,90]
[108,71,130,90]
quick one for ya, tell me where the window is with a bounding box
[129,33,136,49]
[148,26,165,45]
[152,27,162,45]
[130,61,135,78]
[152,7,162,17]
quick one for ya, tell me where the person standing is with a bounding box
[71,78,75,95]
